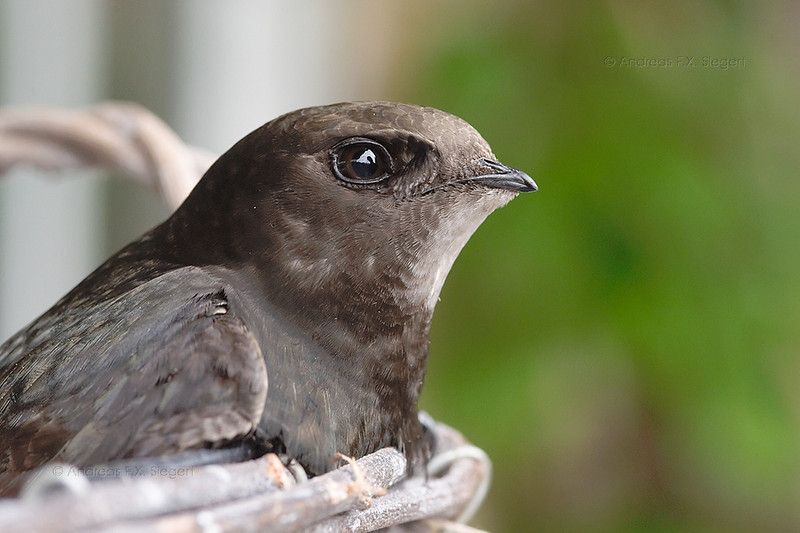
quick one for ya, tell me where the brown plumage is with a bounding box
[0,101,536,495]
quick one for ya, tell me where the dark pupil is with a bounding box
[348,148,379,179]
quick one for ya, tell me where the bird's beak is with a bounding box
[470,158,538,192]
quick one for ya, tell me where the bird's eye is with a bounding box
[331,138,392,184]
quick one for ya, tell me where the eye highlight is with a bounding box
[331,138,392,184]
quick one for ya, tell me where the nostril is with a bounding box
[480,158,510,173]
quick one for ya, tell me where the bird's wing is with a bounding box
[0,269,267,490]
[61,292,268,463]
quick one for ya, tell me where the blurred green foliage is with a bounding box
[396,1,800,530]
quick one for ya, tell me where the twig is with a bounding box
[0,421,487,532]
[0,102,214,207]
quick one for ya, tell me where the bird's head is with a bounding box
[261,101,536,199]
[174,101,536,321]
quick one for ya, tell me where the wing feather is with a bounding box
[0,269,267,495]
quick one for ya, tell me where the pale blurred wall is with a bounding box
[0,1,105,340]
[0,0,396,339]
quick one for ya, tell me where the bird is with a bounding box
[0,101,536,496]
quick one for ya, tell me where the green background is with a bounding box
[393,2,800,530]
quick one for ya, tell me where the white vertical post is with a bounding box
[170,1,357,151]
[0,0,107,338]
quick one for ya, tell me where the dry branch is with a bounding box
[0,102,214,207]
[0,420,489,532]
